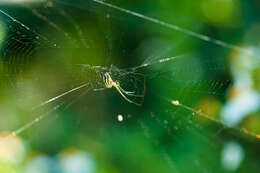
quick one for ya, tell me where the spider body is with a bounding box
[104,72,119,88]
[103,72,142,106]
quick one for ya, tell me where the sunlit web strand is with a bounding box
[171,100,260,140]
[91,0,253,56]
[34,83,89,109]
[12,103,64,136]
[0,9,48,41]
[77,64,109,71]
[12,83,91,136]
[129,55,182,71]
[77,55,182,75]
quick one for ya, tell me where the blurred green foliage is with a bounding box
[0,0,260,173]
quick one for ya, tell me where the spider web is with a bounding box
[0,0,260,173]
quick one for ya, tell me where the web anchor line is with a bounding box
[171,100,260,140]
[12,103,64,136]
[78,55,182,76]
[8,83,89,137]
[92,0,253,56]
[34,83,89,109]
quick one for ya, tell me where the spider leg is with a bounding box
[115,86,142,106]
[118,86,144,97]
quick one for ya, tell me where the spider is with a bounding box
[103,72,143,106]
